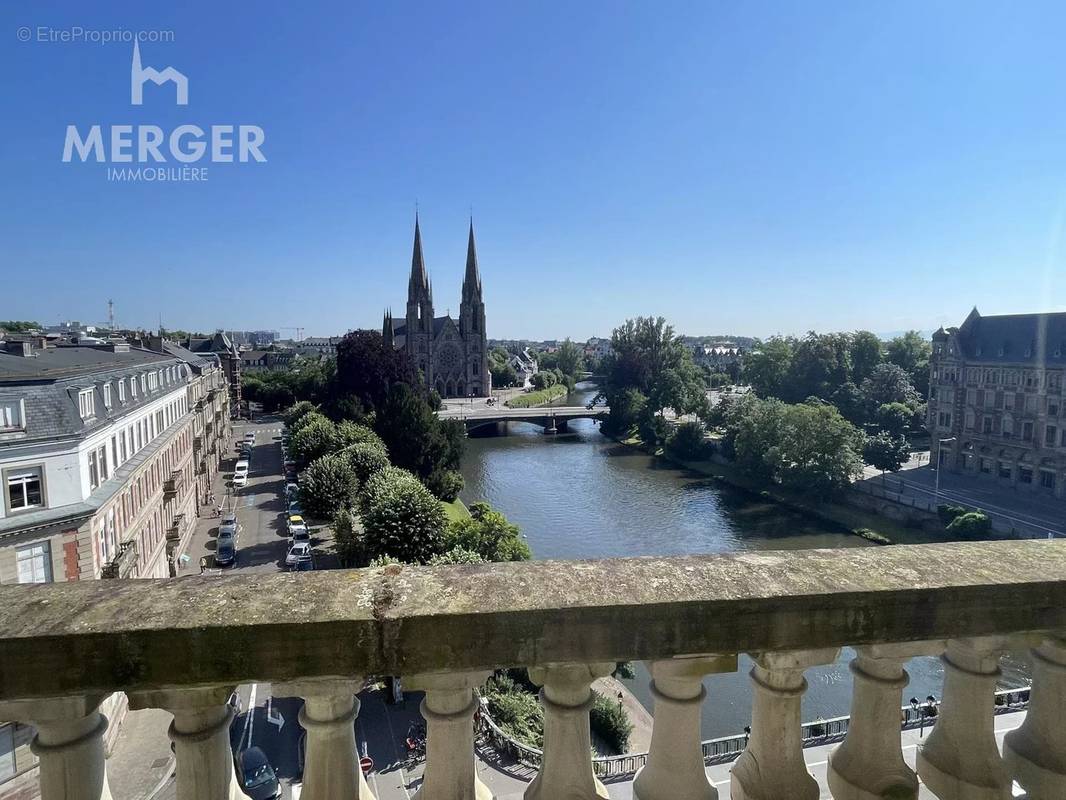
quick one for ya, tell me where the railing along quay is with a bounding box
[0,540,1064,800]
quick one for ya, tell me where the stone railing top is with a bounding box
[1,541,1064,700]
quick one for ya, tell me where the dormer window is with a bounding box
[103,383,112,409]
[0,398,25,432]
[78,388,95,419]
[117,379,126,402]
[140,374,147,394]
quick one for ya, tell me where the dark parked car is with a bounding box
[236,747,280,800]
[215,538,236,567]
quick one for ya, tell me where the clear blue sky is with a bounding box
[3,1,1066,340]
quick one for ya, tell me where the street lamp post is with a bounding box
[933,437,957,500]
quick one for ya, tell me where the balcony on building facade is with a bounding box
[0,540,1064,800]
[162,470,184,502]
[165,513,185,544]
[99,540,138,580]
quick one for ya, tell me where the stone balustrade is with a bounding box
[1,540,1065,800]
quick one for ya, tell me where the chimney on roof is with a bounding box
[2,341,36,357]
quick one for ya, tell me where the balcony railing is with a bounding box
[162,470,184,501]
[0,540,1064,800]
[99,540,138,580]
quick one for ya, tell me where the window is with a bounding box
[78,388,95,419]
[1020,467,1034,484]
[1003,417,1014,437]
[1050,402,1060,417]
[998,462,1012,480]
[939,387,953,403]
[117,379,126,402]
[120,430,128,462]
[140,374,147,394]
[0,398,25,432]
[1041,470,1056,490]
[130,378,138,398]
[16,542,52,584]
[103,383,112,408]
[1047,426,1058,446]
[938,411,951,428]
[156,410,164,431]
[983,416,993,434]
[7,467,43,511]
[980,457,992,474]
[88,450,99,490]
[1023,421,1034,442]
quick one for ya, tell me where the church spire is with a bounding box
[463,219,482,298]
[409,213,429,295]
[382,308,394,346]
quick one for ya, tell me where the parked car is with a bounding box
[292,556,314,572]
[287,501,304,517]
[243,432,256,444]
[232,473,248,489]
[220,511,239,530]
[287,515,308,538]
[289,529,311,547]
[215,538,236,567]
[285,482,299,498]
[285,541,312,566]
[236,747,281,800]
[219,518,239,540]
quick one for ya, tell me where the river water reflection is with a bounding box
[458,383,1029,739]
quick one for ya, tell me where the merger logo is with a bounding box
[131,40,187,105]
[62,42,266,182]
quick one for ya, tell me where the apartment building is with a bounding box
[928,308,1066,497]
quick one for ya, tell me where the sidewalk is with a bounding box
[176,434,238,576]
[105,708,174,800]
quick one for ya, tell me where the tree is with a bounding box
[886,331,932,400]
[742,337,794,399]
[334,420,386,452]
[445,502,531,561]
[946,510,993,540]
[863,431,911,477]
[861,363,919,408]
[300,454,359,520]
[375,384,461,481]
[0,320,42,333]
[290,410,329,437]
[491,361,519,388]
[342,442,391,485]
[665,421,712,461]
[600,316,706,438]
[875,402,912,436]
[556,338,585,380]
[770,402,865,497]
[284,401,318,428]
[849,331,884,385]
[426,469,464,502]
[333,330,419,417]
[332,508,366,567]
[830,381,867,425]
[358,467,447,563]
[289,415,338,466]
[787,332,852,402]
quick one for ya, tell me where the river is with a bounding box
[459,382,1029,740]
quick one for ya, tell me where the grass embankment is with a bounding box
[441,497,471,523]
[610,433,932,545]
[505,385,568,408]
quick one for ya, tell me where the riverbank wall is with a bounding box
[606,431,947,546]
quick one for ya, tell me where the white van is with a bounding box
[235,459,249,476]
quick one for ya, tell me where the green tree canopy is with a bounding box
[444,501,531,562]
[741,337,794,399]
[849,330,884,385]
[358,467,447,563]
[886,330,932,399]
[288,415,338,466]
[300,453,359,519]
[863,431,911,475]
[861,363,919,409]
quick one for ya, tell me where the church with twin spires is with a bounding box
[382,216,490,398]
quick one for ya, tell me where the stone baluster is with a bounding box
[0,695,113,800]
[129,686,238,800]
[407,670,492,800]
[730,648,838,800]
[917,637,1011,800]
[1004,634,1066,799]
[828,643,942,800]
[525,662,615,800]
[278,678,376,800]
[633,654,737,800]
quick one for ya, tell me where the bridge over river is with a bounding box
[437,405,609,434]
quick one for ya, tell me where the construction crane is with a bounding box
[278,326,304,342]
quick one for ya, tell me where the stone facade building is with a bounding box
[382,217,490,397]
[928,308,1066,497]
[0,337,229,799]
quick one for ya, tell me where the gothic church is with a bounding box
[382,217,490,397]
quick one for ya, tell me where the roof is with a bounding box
[393,316,453,340]
[0,344,173,381]
[956,309,1066,364]
[0,346,188,444]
